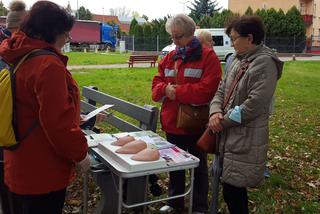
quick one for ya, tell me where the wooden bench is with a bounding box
[80,86,159,214]
[127,55,158,68]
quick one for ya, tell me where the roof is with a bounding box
[118,16,147,24]
[92,14,120,24]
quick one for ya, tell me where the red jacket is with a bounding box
[0,31,88,194]
[152,46,222,135]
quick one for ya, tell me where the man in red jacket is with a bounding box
[152,14,222,214]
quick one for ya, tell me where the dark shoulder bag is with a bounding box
[197,60,251,153]
[174,61,209,132]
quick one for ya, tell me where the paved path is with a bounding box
[68,63,155,70]
[67,56,320,70]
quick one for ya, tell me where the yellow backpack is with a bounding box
[0,49,54,149]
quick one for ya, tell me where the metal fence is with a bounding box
[120,35,320,53]
[121,35,171,52]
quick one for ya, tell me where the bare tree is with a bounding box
[109,6,131,17]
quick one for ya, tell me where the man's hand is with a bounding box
[165,83,177,100]
[208,113,224,133]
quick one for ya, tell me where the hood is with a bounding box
[0,31,68,65]
[237,44,284,80]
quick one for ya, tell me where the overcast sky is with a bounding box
[2,0,228,20]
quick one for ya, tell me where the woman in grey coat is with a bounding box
[208,16,283,214]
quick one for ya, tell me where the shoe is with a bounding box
[159,205,174,213]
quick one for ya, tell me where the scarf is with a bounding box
[172,37,202,63]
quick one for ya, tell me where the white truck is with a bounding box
[160,28,234,62]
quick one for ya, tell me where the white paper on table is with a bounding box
[85,133,116,147]
[83,104,114,121]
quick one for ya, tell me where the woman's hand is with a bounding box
[80,113,107,125]
[80,114,87,125]
[209,113,224,133]
[165,83,177,100]
[95,113,107,123]
[77,153,91,173]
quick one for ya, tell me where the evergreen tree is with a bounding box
[129,18,138,35]
[188,0,221,22]
[143,24,152,38]
[134,24,144,50]
[210,9,237,28]
[264,8,287,37]
[77,6,92,20]
[0,2,8,16]
[285,6,305,38]
[244,6,253,15]
[198,15,212,28]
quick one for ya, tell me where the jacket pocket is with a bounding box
[225,126,250,154]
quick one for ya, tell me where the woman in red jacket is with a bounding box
[152,14,222,213]
[0,1,89,213]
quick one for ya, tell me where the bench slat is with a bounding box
[81,101,143,132]
[82,87,156,128]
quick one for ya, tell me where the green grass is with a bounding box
[65,51,130,65]
[71,61,320,213]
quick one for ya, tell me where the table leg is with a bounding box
[118,177,123,214]
[188,168,195,214]
[143,175,149,214]
[83,171,89,214]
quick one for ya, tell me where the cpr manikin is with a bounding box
[131,148,160,161]
[113,136,160,161]
[111,135,135,146]
[115,139,147,154]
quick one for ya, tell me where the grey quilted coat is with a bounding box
[210,44,283,187]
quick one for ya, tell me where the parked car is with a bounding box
[160,28,234,61]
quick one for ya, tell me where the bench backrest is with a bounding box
[129,55,158,62]
[81,86,159,132]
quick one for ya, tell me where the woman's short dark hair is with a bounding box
[20,1,74,44]
[226,16,265,45]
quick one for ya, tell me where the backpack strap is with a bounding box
[11,49,57,144]
[12,49,57,74]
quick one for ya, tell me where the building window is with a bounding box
[262,3,267,9]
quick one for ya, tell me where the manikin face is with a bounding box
[170,26,193,48]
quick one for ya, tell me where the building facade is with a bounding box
[228,0,320,39]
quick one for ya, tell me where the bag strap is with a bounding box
[11,49,57,143]
[222,60,250,109]
[12,49,57,73]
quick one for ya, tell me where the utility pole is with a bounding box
[102,7,104,23]
[76,0,79,19]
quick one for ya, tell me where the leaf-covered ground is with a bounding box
[63,61,319,213]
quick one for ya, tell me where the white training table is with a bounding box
[85,131,199,214]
